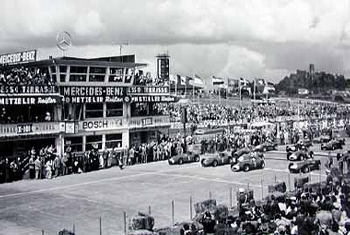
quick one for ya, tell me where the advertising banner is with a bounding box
[0,122,65,137]
[127,86,169,95]
[0,96,59,105]
[131,95,176,103]
[0,85,58,94]
[0,50,37,66]
[78,118,124,132]
[61,86,126,104]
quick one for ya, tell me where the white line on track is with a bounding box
[0,164,198,199]
[152,172,262,188]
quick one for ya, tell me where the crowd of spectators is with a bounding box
[0,67,55,86]
[0,107,53,124]
[166,102,350,125]
[176,164,350,235]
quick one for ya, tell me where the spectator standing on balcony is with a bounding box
[44,112,51,122]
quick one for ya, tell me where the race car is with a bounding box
[313,135,331,144]
[168,152,200,165]
[253,142,277,152]
[321,139,345,151]
[287,150,314,161]
[201,152,233,167]
[286,139,312,152]
[231,152,265,172]
[288,159,321,174]
[232,148,251,159]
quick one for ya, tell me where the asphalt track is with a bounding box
[0,143,343,235]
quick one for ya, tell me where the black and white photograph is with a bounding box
[2,0,350,234]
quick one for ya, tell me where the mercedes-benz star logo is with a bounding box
[56,31,72,51]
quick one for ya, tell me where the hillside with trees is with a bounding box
[276,70,346,95]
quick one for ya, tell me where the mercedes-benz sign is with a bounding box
[56,31,72,51]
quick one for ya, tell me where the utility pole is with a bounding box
[119,43,129,57]
[181,106,188,153]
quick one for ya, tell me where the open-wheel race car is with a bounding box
[168,153,200,165]
[313,134,331,144]
[201,152,233,167]
[287,150,314,161]
[288,159,321,174]
[253,141,277,152]
[321,138,346,151]
[231,152,265,172]
[286,139,312,152]
[232,147,251,159]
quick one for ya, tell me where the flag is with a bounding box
[212,76,224,85]
[228,78,239,87]
[256,78,266,86]
[191,74,205,88]
[266,82,276,92]
[240,77,250,87]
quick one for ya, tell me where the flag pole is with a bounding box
[175,75,178,96]
[239,78,242,107]
[254,79,256,101]
[193,73,195,99]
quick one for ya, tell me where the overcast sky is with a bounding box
[1,0,350,83]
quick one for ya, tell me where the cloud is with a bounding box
[1,0,350,82]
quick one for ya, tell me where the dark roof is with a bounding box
[0,55,148,69]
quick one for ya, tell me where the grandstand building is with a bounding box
[0,51,176,159]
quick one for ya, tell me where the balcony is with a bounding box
[0,122,65,138]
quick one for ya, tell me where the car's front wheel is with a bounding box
[178,158,183,165]
[263,147,267,152]
[243,165,250,172]
[261,161,265,169]
[302,167,310,173]
[194,155,200,162]
[212,160,218,167]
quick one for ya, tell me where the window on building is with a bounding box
[89,67,106,82]
[86,135,102,150]
[65,137,83,152]
[50,66,56,73]
[59,66,67,73]
[106,103,123,117]
[69,74,86,82]
[109,68,124,82]
[124,68,134,83]
[69,66,87,82]
[59,66,67,82]
[70,66,87,73]
[85,103,103,118]
[105,134,122,149]
[60,74,66,82]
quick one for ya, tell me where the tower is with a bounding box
[156,53,170,83]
